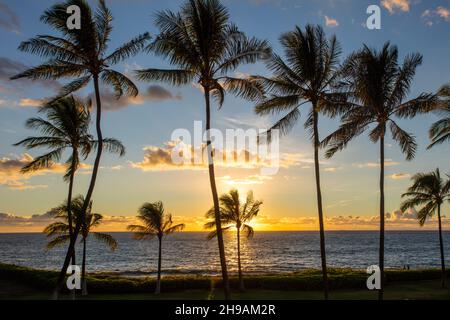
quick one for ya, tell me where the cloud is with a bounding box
[381,0,410,14]
[0,154,91,191]
[254,207,449,231]
[2,207,448,232]
[0,1,20,33]
[0,212,141,232]
[389,173,410,180]
[324,166,342,173]
[324,15,339,27]
[422,6,450,26]
[92,85,182,111]
[436,6,450,20]
[217,174,273,186]
[0,57,60,92]
[18,98,42,107]
[354,159,400,168]
[129,141,308,172]
[0,98,45,109]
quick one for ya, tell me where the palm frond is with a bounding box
[93,232,118,250]
[389,120,416,160]
[101,70,138,98]
[135,68,195,86]
[105,33,151,65]
[46,235,71,250]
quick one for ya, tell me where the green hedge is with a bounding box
[0,263,447,294]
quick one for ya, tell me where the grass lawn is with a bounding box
[1,278,449,300]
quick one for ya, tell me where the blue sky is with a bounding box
[1,0,450,231]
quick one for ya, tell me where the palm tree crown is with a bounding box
[44,195,118,250]
[323,42,438,159]
[401,168,450,225]
[205,189,262,239]
[11,0,149,99]
[14,96,92,180]
[255,24,343,136]
[136,0,271,105]
[128,201,185,239]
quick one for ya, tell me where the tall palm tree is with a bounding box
[254,24,343,299]
[204,189,262,292]
[400,169,448,288]
[44,195,118,295]
[127,201,185,294]
[14,96,123,267]
[322,42,438,299]
[136,0,270,299]
[10,0,149,295]
[428,84,450,149]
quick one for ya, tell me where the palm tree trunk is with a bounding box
[312,108,328,300]
[81,237,87,295]
[67,151,77,267]
[52,74,104,298]
[67,153,76,300]
[437,204,446,288]
[155,236,162,294]
[237,227,244,292]
[204,87,231,300]
[378,133,385,300]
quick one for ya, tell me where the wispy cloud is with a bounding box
[218,174,273,186]
[18,98,42,108]
[389,173,410,180]
[0,1,20,33]
[353,159,400,168]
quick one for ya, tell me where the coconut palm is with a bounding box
[44,195,118,295]
[254,24,344,299]
[400,169,448,288]
[135,0,270,299]
[127,201,185,294]
[204,189,262,292]
[10,0,149,295]
[322,42,439,299]
[428,84,450,149]
[14,96,124,267]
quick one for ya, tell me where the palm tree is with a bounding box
[428,84,450,149]
[400,169,448,288]
[322,42,439,299]
[127,201,185,294]
[136,0,270,299]
[14,96,124,267]
[14,96,91,267]
[254,24,343,299]
[10,0,149,295]
[204,189,262,292]
[44,195,118,295]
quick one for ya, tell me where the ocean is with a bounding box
[0,231,449,276]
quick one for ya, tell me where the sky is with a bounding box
[1,0,450,232]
